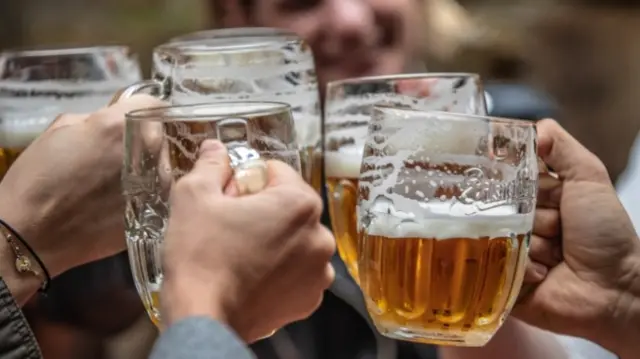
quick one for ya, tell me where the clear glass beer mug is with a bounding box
[114,28,322,192]
[123,101,300,330]
[357,107,538,346]
[0,45,141,178]
[325,73,486,282]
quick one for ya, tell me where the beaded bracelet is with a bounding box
[0,218,50,293]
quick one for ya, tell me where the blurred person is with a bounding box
[211,0,424,89]
[205,2,613,359]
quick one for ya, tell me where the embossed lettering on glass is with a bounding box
[123,102,300,328]
[357,107,538,347]
[325,73,486,282]
[113,27,322,193]
[0,46,142,178]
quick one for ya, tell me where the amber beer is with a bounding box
[325,148,363,281]
[0,128,41,179]
[302,146,323,194]
[359,207,530,346]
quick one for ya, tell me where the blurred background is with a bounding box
[2,0,640,358]
[3,0,640,181]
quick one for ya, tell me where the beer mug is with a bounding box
[123,101,300,329]
[357,107,538,346]
[325,73,486,282]
[0,46,144,334]
[114,27,322,192]
[0,45,141,179]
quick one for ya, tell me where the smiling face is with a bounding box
[214,0,422,87]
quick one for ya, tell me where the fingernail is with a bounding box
[200,140,224,154]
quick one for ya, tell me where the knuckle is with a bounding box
[287,186,323,222]
[315,226,337,260]
[173,173,210,198]
[92,107,126,135]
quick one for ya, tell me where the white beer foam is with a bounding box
[325,146,363,179]
[0,115,53,148]
[363,199,533,240]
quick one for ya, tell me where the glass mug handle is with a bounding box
[111,83,269,196]
[109,79,167,105]
[518,158,562,303]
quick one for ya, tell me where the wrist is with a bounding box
[0,239,41,306]
[161,274,235,328]
[590,251,640,358]
[0,198,67,278]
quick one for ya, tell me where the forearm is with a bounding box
[438,318,568,359]
[591,257,640,359]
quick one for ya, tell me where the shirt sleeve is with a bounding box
[617,132,640,234]
[0,278,42,359]
[149,317,256,359]
[556,334,618,359]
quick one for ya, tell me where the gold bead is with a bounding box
[15,256,31,273]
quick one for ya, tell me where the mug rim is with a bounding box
[327,73,481,89]
[169,27,299,44]
[126,101,292,121]
[0,45,132,58]
[158,27,301,54]
[373,106,534,127]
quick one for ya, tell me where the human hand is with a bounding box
[0,95,166,283]
[514,119,640,357]
[161,140,335,342]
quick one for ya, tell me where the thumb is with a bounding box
[536,119,609,183]
[191,140,233,194]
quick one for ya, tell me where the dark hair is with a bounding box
[239,0,254,14]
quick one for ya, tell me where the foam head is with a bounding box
[325,145,363,179]
[362,198,533,240]
[0,114,52,149]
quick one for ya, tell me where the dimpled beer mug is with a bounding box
[114,27,322,192]
[325,73,486,282]
[357,107,538,346]
[123,101,300,330]
[0,45,141,178]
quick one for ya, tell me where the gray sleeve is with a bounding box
[150,317,255,359]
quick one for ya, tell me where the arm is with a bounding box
[150,317,255,359]
[438,319,569,359]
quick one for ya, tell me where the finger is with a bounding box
[47,113,89,130]
[263,160,307,188]
[537,186,562,209]
[191,140,232,194]
[523,260,549,284]
[100,94,167,126]
[533,208,561,239]
[536,119,610,183]
[227,160,305,196]
[529,234,562,268]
